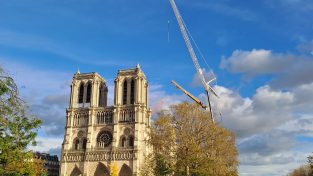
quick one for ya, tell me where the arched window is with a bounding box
[78,84,84,103]
[86,82,92,103]
[82,138,87,150]
[130,79,135,104]
[129,136,134,147]
[123,80,127,105]
[121,137,126,147]
[74,139,80,150]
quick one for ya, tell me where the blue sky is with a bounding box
[1,0,313,175]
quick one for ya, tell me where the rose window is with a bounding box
[97,131,113,147]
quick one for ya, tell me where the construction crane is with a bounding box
[171,80,207,109]
[169,0,219,122]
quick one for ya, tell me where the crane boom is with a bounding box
[171,80,207,109]
[169,0,219,98]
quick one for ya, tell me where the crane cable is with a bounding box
[180,16,215,81]
[180,14,224,124]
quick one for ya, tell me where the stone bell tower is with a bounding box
[60,65,151,176]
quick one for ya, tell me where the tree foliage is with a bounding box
[0,67,43,175]
[287,154,313,176]
[32,156,48,176]
[110,162,118,176]
[141,102,239,176]
[308,154,313,173]
[287,165,312,176]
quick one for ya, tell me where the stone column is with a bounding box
[140,78,143,104]
[146,82,149,107]
[114,78,119,106]
[91,80,99,107]
[70,81,78,108]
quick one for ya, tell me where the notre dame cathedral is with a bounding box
[60,65,152,176]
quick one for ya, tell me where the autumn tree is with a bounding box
[110,162,118,176]
[32,155,47,176]
[287,165,312,176]
[308,154,313,173]
[141,102,239,176]
[0,67,44,175]
[287,154,313,176]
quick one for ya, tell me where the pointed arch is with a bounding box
[118,164,132,176]
[94,162,110,176]
[70,166,82,176]
[120,136,126,148]
[86,82,92,103]
[78,83,84,104]
[130,79,135,104]
[123,80,127,105]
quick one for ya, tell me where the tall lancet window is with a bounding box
[86,82,92,103]
[82,138,87,150]
[74,139,80,150]
[130,79,135,104]
[129,136,134,147]
[78,84,84,104]
[123,80,127,105]
[99,84,103,107]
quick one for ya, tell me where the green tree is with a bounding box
[0,67,43,175]
[142,102,239,176]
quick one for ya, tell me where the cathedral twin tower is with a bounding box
[60,65,152,176]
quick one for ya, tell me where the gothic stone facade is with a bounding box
[60,65,152,176]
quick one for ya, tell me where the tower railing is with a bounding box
[119,107,135,123]
[96,108,114,125]
[72,111,89,127]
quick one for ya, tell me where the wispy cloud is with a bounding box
[189,1,258,22]
[0,29,133,66]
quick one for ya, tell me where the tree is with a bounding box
[0,67,43,175]
[32,155,47,176]
[110,162,118,176]
[287,165,312,176]
[308,154,313,173]
[287,154,313,176]
[142,102,239,176]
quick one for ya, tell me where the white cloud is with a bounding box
[206,82,313,174]
[149,84,187,116]
[211,83,313,137]
[191,69,216,88]
[220,49,291,77]
[29,136,63,155]
[221,49,313,88]
[191,1,258,21]
[1,60,71,137]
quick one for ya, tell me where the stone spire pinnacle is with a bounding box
[136,63,141,69]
